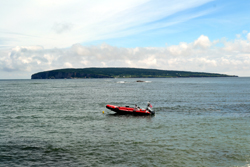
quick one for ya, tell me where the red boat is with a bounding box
[106,104,155,115]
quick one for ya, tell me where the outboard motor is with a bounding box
[147,107,155,115]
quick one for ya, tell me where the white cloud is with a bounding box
[1,34,250,78]
[247,33,250,42]
[242,30,248,34]
[236,34,241,38]
[194,35,211,48]
[64,62,73,68]
[167,42,191,56]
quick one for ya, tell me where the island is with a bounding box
[31,67,237,79]
[31,67,238,79]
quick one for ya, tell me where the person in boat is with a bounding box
[146,102,153,113]
[134,104,138,112]
[147,102,152,109]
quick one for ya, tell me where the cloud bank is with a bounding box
[1,33,250,78]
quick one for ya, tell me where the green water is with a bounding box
[0,78,250,166]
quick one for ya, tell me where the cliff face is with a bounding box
[31,71,112,79]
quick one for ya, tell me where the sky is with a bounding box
[0,0,250,79]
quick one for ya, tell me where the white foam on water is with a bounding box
[117,81,126,83]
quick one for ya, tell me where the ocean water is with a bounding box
[0,78,250,167]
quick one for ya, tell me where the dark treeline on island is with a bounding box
[31,67,237,79]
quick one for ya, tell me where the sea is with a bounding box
[0,77,250,167]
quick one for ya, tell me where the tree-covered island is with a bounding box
[31,67,237,79]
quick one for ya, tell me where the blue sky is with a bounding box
[85,0,250,47]
[0,0,250,78]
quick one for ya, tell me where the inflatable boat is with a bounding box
[106,104,155,115]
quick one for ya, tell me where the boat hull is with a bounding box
[106,104,155,115]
